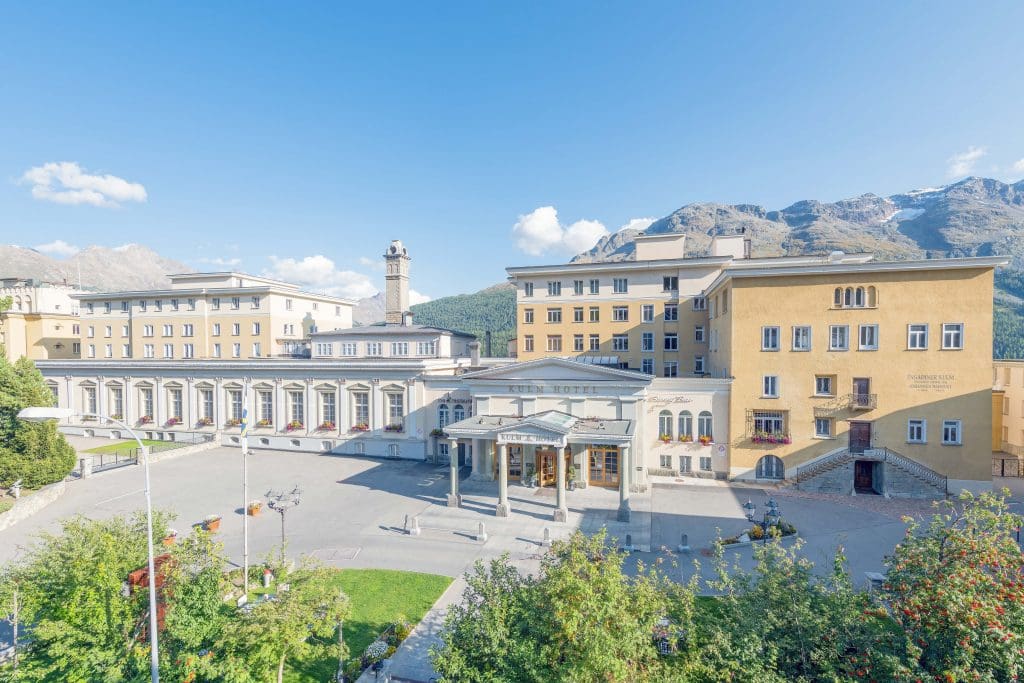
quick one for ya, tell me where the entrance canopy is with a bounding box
[443,409,635,447]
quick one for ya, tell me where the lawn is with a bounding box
[282,568,452,682]
[84,439,168,455]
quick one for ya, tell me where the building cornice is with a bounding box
[35,358,458,372]
[73,287,355,306]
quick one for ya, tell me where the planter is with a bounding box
[318,422,336,431]
[203,516,222,532]
[350,424,370,432]
[247,501,262,516]
[162,530,178,547]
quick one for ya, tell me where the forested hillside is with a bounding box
[410,283,516,357]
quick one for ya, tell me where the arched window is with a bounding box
[453,404,465,422]
[438,404,450,428]
[698,411,713,439]
[833,288,842,307]
[756,454,785,479]
[854,287,865,307]
[658,410,673,439]
[844,287,853,307]
[678,411,693,440]
[867,286,877,307]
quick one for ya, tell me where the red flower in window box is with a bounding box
[286,420,304,432]
[698,435,713,446]
[318,421,336,431]
[165,416,182,426]
[197,417,213,426]
[350,423,370,432]
[139,415,153,425]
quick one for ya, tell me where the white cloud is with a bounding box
[512,206,611,256]
[946,146,987,178]
[20,161,147,208]
[358,256,385,271]
[1012,159,1024,175]
[197,256,242,268]
[264,255,378,300]
[34,239,80,257]
[616,217,655,233]
[409,289,431,305]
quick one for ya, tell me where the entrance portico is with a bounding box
[444,410,636,522]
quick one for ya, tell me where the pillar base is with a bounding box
[552,506,568,523]
[495,502,510,517]
[447,494,462,508]
[617,502,631,523]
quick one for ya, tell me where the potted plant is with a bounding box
[203,515,221,532]
[429,428,446,438]
[139,415,153,425]
[286,420,304,432]
[162,529,178,547]
[351,422,370,432]
[197,417,214,426]
[166,416,182,426]
[384,423,404,433]
[679,434,693,443]
[247,500,262,516]
[256,418,271,427]
[567,464,578,490]
[699,434,713,446]
[318,421,336,431]
[226,418,242,427]
[110,413,124,421]
[659,433,672,443]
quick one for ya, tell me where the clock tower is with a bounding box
[384,240,411,325]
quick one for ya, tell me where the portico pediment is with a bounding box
[494,422,568,448]
[462,357,650,385]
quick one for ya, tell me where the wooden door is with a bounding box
[538,449,556,486]
[849,422,871,453]
[852,378,871,407]
[854,461,874,492]
[588,447,620,487]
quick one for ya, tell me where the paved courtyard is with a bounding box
[0,441,957,681]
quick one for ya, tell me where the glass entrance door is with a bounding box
[538,449,556,486]
[588,446,619,487]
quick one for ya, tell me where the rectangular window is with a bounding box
[589,279,600,294]
[573,334,584,351]
[121,324,129,337]
[815,418,832,438]
[387,393,405,429]
[72,324,80,335]
[524,282,534,297]
[573,307,584,323]
[232,343,241,358]
[285,299,293,311]
[141,387,154,419]
[320,392,336,426]
[211,297,220,310]
[143,344,154,358]
[612,334,629,351]
[103,344,112,358]
[232,323,240,336]
[612,306,629,322]
[367,342,382,356]
[642,304,654,323]
[679,455,692,473]
[762,326,780,351]
[200,389,213,420]
[792,326,811,351]
[613,278,628,293]
[660,454,672,469]
[252,322,261,335]
[289,391,304,425]
[523,335,535,352]
[663,361,678,377]
[122,344,131,357]
[907,324,928,350]
[859,324,879,350]
[143,325,154,337]
[162,324,173,337]
[588,334,600,351]
[663,276,678,291]
[907,419,926,443]
[340,342,357,356]
[641,332,654,351]
[547,308,562,323]
[182,324,194,337]
[187,298,196,311]
[547,281,561,296]
[251,296,261,310]
[573,280,584,295]
[353,392,369,427]
[942,419,962,445]
[138,300,147,312]
[110,386,123,417]
[212,343,221,358]
[212,323,221,336]
[524,308,534,324]
[84,386,97,413]
[664,304,678,321]
[230,296,240,310]
[104,325,112,338]
[762,375,778,398]
[664,333,678,351]
[154,300,162,311]
[829,325,849,351]
[183,343,195,358]
[391,342,409,356]
[72,342,81,354]
[641,358,654,374]
[699,456,712,472]
[942,323,964,350]
[694,355,705,374]
[170,388,183,420]
[417,341,437,356]
[692,296,706,311]
[546,335,562,352]
[86,303,94,314]
[251,342,261,357]
[258,391,273,423]
[163,344,173,359]
[87,326,95,338]
[589,306,600,323]
[87,344,95,358]
[695,325,706,343]
[815,375,834,396]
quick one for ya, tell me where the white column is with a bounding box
[553,445,568,522]
[97,377,106,418]
[124,377,133,424]
[372,383,384,430]
[337,381,347,435]
[65,376,74,414]
[618,444,631,522]
[214,378,224,429]
[496,442,510,517]
[305,380,314,432]
[185,378,195,428]
[155,378,166,427]
[274,380,284,433]
[447,437,461,507]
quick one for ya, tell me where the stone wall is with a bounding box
[0,480,66,532]
[796,459,945,499]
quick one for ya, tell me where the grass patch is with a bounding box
[0,499,13,515]
[84,439,167,455]
[268,568,451,683]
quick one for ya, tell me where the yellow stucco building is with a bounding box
[508,233,1006,495]
[0,278,82,361]
[993,360,1024,462]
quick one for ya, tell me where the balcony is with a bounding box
[848,393,877,410]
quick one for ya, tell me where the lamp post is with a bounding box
[743,497,781,546]
[18,406,161,683]
[266,485,302,567]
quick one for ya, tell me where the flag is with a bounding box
[240,408,249,437]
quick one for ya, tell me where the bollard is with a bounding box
[409,515,421,536]
[10,479,22,500]
[625,533,633,552]
[403,514,410,531]
[262,568,273,588]
[477,521,488,543]
[541,527,552,547]
[678,533,691,553]
[79,457,94,479]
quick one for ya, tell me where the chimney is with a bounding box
[469,340,481,366]
[383,240,411,325]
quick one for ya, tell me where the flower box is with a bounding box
[750,431,791,445]
[317,421,336,431]
[110,414,124,421]
[286,420,304,432]
[162,529,178,547]
[679,435,693,443]
[165,416,182,426]
[350,423,370,432]
[139,415,153,425]
[384,424,404,433]
[247,500,262,516]
[429,428,447,438]
[225,418,242,427]
[659,434,672,443]
[698,435,713,446]
[197,417,214,426]
[203,515,221,532]
[256,419,271,427]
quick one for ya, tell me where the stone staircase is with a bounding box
[793,446,947,498]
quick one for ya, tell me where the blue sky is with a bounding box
[1,2,1022,300]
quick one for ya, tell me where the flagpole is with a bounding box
[241,393,250,597]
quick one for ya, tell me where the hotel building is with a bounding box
[0,278,82,362]
[73,272,353,361]
[993,360,1024,467]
